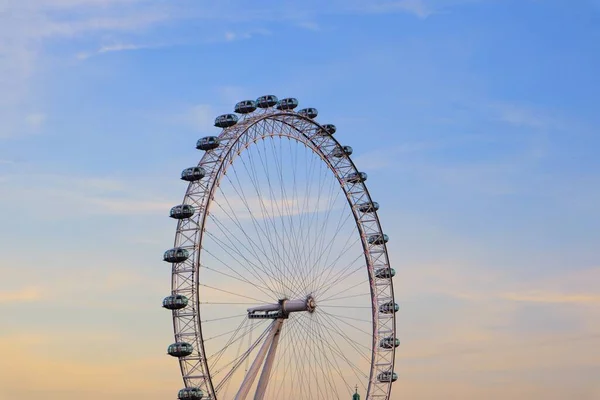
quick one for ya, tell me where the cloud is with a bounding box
[363,0,433,18]
[400,260,600,306]
[222,28,271,42]
[501,291,600,305]
[0,287,43,304]
[352,141,443,170]
[0,0,173,138]
[187,104,215,130]
[25,112,46,128]
[296,21,321,31]
[489,102,561,129]
[77,42,164,59]
[0,172,177,218]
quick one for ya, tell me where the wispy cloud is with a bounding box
[0,0,173,138]
[77,42,165,59]
[295,21,322,31]
[222,28,271,42]
[0,287,43,304]
[0,172,177,218]
[25,113,47,129]
[186,104,215,130]
[352,141,444,170]
[501,291,600,304]
[362,0,434,18]
[489,102,561,129]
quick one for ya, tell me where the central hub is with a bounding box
[247,295,316,319]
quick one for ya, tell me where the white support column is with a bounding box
[254,319,284,400]
[235,319,283,400]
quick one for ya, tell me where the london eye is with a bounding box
[162,95,398,399]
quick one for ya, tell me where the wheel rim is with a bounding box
[167,103,396,400]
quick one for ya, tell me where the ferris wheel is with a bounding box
[162,95,398,400]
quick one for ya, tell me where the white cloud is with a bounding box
[352,141,444,170]
[217,85,251,105]
[77,42,164,59]
[224,31,237,41]
[364,0,433,18]
[0,172,177,218]
[222,28,271,42]
[25,113,46,128]
[0,0,173,138]
[490,102,560,129]
[296,21,321,31]
[188,104,215,130]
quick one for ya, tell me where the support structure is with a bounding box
[254,319,283,400]
[234,319,284,400]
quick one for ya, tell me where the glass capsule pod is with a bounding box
[214,113,238,128]
[276,97,299,110]
[346,171,368,184]
[163,248,190,263]
[235,100,257,114]
[368,233,389,245]
[169,204,195,219]
[256,95,279,108]
[167,342,193,357]
[162,294,189,310]
[357,201,379,213]
[380,337,400,349]
[298,107,318,119]
[181,166,206,182]
[331,145,353,158]
[374,267,396,279]
[379,301,399,314]
[196,136,220,151]
[178,388,204,400]
[377,371,398,382]
[319,124,336,135]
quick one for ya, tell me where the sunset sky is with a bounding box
[1,0,599,399]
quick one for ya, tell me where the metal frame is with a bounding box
[168,105,396,399]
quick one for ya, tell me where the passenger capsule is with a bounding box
[168,342,193,357]
[331,145,353,158]
[181,167,206,182]
[214,113,238,128]
[256,95,279,108]
[368,233,389,245]
[235,100,257,114]
[178,387,204,400]
[379,301,399,314]
[357,202,379,213]
[162,294,189,310]
[163,248,190,263]
[298,108,318,119]
[276,97,299,110]
[169,204,195,219]
[319,124,336,135]
[377,371,398,382]
[374,267,396,279]
[196,136,220,151]
[380,337,400,349]
[346,171,367,184]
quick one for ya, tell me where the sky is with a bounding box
[0,0,599,399]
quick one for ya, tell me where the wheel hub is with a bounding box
[247,295,316,319]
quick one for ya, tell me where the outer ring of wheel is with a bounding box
[169,107,396,400]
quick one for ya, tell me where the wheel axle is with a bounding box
[247,296,316,319]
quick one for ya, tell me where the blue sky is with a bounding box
[1,0,599,399]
